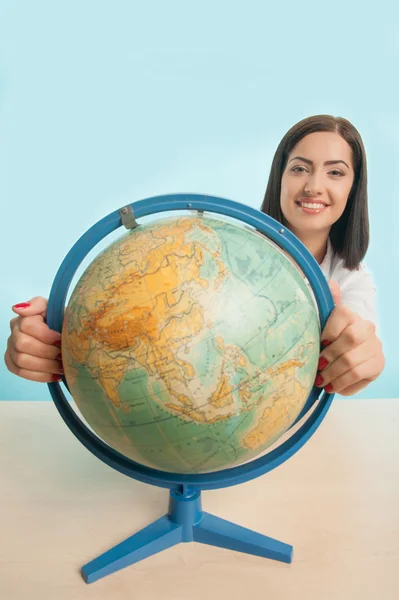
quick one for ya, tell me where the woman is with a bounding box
[261,114,384,395]
[4,115,385,396]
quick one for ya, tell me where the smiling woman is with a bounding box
[260,115,384,397]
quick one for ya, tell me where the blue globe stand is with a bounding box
[81,489,293,584]
[46,194,335,584]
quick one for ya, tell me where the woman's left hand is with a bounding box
[315,281,385,396]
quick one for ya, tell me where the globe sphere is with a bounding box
[61,214,320,474]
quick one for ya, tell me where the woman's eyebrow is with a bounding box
[288,156,350,169]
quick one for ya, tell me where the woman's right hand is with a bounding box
[4,297,64,383]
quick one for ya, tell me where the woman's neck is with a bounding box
[290,231,329,265]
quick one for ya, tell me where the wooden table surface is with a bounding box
[0,399,398,600]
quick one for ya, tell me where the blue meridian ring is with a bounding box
[47,193,335,492]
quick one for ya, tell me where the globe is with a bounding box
[47,194,334,584]
[61,213,320,475]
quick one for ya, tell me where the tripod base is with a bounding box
[82,490,293,584]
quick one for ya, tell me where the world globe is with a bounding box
[61,214,320,474]
[47,194,334,584]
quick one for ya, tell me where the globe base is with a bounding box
[81,489,293,584]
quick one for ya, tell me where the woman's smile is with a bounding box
[295,198,330,214]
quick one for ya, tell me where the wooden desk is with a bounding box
[0,399,398,600]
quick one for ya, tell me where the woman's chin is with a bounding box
[287,219,332,239]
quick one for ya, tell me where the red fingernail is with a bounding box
[318,357,329,371]
[321,339,332,347]
[315,374,324,386]
[324,384,334,393]
[13,302,30,309]
[51,375,61,381]
[56,353,62,361]
[54,340,62,347]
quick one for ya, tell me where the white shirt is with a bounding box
[319,237,378,327]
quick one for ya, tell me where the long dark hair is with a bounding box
[260,115,369,270]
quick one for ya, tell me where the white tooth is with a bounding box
[300,202,325,209]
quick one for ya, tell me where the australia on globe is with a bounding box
[61,214,320,474]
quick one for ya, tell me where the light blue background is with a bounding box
[1,1,398,400]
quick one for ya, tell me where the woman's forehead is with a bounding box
[290,131,353,164]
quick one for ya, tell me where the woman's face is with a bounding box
[280,131,355,239]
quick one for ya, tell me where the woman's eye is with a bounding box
[292,166,306,173]
[329,170,344,177]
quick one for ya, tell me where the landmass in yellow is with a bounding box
[63,218,229,413]
[242,359,308,450]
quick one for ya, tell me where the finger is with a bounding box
[12,296,48,318]
[9,317,19,333]
[316,340,375,387]
[336,380,371,396]
[4,350,61,383]
[319,321,374,371]
[7,338,63,375]
[8,327,62,360]
[323,357,381,394]
[320,305,357,346]
[18,315,62,345]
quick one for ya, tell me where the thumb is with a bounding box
[12,296,48,318]
[328,280,341,306]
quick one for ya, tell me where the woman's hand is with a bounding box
[315,281,385,396]
[4,297,64,383]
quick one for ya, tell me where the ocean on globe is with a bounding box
[61,214,321,474]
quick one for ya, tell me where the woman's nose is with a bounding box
[304,172,324,195]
